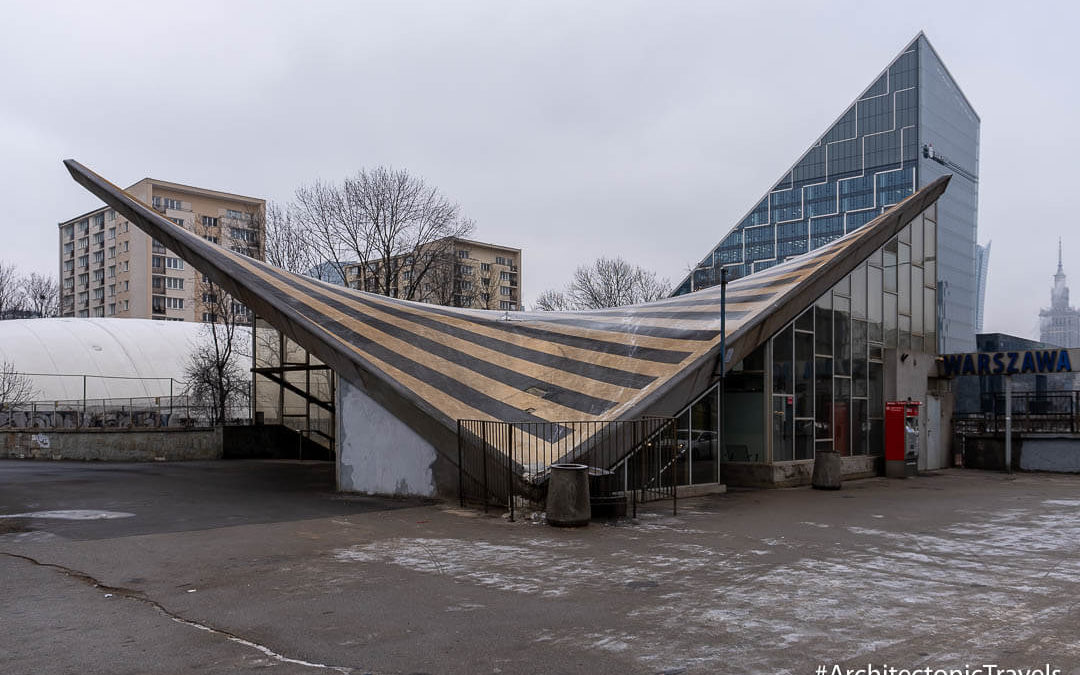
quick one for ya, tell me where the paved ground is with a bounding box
[2,460,1080,675]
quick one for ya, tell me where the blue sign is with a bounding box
[941,349,1075,377]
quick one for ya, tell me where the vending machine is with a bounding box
[885,401,921,478]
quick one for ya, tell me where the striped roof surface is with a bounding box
[65,160,948,459]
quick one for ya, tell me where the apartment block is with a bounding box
[58,178,265,322]
[344,237,522,311]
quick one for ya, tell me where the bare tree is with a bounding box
[0,360,35,412]
[292,178,367,285]
[536,257,672,310]
[264,201,317,276]
[18,273,60,318]
[533,288,573,311]
[291,167,474,297]
[0,260,24,320]
[184,225,252,425]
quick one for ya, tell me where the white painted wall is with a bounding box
[336,377,438,496]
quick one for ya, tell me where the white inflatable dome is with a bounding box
[0,318,250,402]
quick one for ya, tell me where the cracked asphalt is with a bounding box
[3,460,1080,674]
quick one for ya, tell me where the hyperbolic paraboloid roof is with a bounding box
[65,160,948,458]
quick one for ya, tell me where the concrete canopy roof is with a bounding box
[65,160,948,458]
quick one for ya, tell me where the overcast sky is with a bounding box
[2,0,1077,339]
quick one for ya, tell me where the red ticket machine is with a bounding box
[885,401,921,478]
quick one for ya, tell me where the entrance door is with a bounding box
[923,395,945,470]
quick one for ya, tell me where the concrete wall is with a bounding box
[1020,437,1080,473]
[336,376,450,497]
[961,433,1080,473]
[1,427,221,461]
[719,454,880,488]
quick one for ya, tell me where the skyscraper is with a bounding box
[673,32,979,353]
[975,241,991,332]
[1039,240,1080,348]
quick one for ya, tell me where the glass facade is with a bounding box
[669,205,937,479]
[674,34,978,353]
[252,318,336,454]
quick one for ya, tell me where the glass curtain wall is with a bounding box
[668,204,937,482]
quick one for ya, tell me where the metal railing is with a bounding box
[458,418,679,520]
[0,395,248,430]
[955,391,1080,435]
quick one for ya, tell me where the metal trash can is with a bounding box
[588,467,626,519]
[547,463,591,527]
[811,449,842,490]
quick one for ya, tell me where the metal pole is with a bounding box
[458,420,465,508]
[81,374,87,428]
[719,267,728,475]
[507,424,515,522]
[1004,375,1013,474]
[671,420,678,516]
[632,421,638,519]
[481,423,489,514]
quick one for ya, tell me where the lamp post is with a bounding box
[719,267,728,479]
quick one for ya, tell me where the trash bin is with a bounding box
[811,450,842,490]
[588,467,626,519]
[547,463,591,527]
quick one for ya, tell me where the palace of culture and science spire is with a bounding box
[1039,240,1080,348]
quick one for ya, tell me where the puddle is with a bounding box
[0,510,135,520]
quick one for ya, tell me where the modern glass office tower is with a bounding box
[674,33,979,353]
[974,241,990,332]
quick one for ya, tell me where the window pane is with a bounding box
[834,296,851,376]
[773,325,794,395]
[884,293,898,347]
[898,263,911,315]
[772,396,794,462]
[833,273,850,297]
[834,377,851,456]
[722,346,765,463]
[815,299,833,356]
[911,219,923,265]
[911,266,924,334]
[883,239,898,292]
[795,420,815,460]
[867,264,883,343]
[924,286,936,349]
[795,331,814,417]
[852,319,868,397]
[815,356,832,441]
[869,361,884,415]
[675,409,690,485]
[796,307,814,332]
[851,264,867,320]
[853,398,868,456]
[690,388,718,484]
[924,218,936,260]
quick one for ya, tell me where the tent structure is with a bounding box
[65,159,948,494]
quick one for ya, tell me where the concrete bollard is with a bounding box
[547,463,591,527]
[811,450,842,490]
